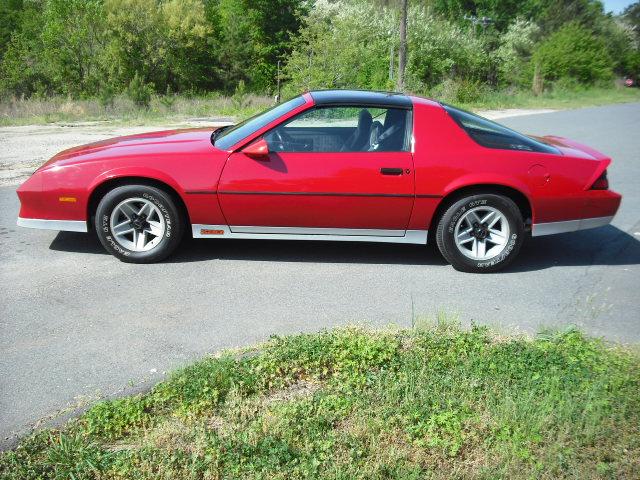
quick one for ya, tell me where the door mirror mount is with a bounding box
[242,138,270,159]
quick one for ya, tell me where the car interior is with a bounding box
[264,106,410,153]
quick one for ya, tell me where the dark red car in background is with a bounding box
[17,90,621,272]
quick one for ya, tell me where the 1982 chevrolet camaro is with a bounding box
[17,90,621,272]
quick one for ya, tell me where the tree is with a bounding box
[493,19,540,86]
[623,2,640,42]
[427,0,539,32]
[0,0,23,60]
[40,0,107,96]
[214,0,307,93]
[0,1,48,97]
[532,0,605,34]
[284,2,396,93]
[103,0,211,93]
[284,2,487,94]
[532,21,613,84]
[397,0,408,90]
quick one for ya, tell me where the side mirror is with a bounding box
[242,138,269,159]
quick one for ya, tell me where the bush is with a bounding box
[406,8,488,92]
[283,1,393,93]
[82,396,151,439]
[284,1,488,94]
[430,78,488,104]
[493,19,541,87]
[532,22,613,85]
[126,73,154,108]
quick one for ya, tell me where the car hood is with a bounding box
[38,127,223,170]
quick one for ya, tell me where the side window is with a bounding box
[264,106,411,153]
[443,104,560,154]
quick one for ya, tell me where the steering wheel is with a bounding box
[271,128,295,152]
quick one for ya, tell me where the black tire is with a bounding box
[435,193,524,273]
[94,185,183,263]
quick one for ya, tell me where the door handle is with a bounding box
[380,168,404,176]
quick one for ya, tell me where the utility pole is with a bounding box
[397,0,408,91]
[275,60,281,104]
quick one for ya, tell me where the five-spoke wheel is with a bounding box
[95,185,183,263]
[110,197,167,252]
[453,206,511,261]
[435,193,524,273]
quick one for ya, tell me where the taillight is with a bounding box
[590,170,609,190]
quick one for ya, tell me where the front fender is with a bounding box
[88,166,186,197]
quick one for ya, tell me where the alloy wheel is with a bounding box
[109,197,166,252]
[453,206,510,260]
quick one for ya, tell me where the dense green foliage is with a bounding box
[1,325,639,479]
[533,22,613,84]
[285,0,639,98]
[0,0,307,98]
[0,0,638,103]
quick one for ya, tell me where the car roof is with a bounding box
[309,89,412,109]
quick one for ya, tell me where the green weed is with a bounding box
[1,325,638,479]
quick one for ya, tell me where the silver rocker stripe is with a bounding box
[230,225,405,237]
[17,217,88,233]
[192,225,428,244]
[532,215,613,237]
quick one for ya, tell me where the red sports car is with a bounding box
[16,90,621,272]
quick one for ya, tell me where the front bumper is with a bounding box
[16,168,88,231]
[17,217,88,232]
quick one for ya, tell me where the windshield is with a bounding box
[443,104,560,154]
[213,96,306,150]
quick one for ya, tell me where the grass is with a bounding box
[1,85,639,127]
[0,93,273,127]
[1,321,638,479]
[457,84,640,112]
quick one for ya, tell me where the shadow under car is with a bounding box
[49,225,640,272]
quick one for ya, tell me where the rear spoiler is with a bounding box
[532,135,612,191]
[541,135,609,160]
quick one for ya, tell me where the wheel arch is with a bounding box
[87,176,191,230]
[429,184,533,234]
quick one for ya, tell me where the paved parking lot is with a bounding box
[1,103,639,448]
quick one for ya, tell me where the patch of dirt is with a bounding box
[262,380,321,406]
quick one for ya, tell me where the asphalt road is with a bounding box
[1,103,639,448]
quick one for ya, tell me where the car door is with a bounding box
[217,105,414,235]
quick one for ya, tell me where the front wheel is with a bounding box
[435,194,524,273]
[95,185,183,263]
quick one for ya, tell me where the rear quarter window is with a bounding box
[443,104,560,154]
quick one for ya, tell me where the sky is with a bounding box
[602,0,635,14]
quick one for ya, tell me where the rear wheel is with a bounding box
[95,185,183,263]
[435,193,524,273]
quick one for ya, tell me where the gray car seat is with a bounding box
[341,109,373,152]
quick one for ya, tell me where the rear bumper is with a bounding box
[532,188,621,236]
[531,215,613,236]
[17,217,88,233]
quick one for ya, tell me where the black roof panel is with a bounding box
[309,90,412,108]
